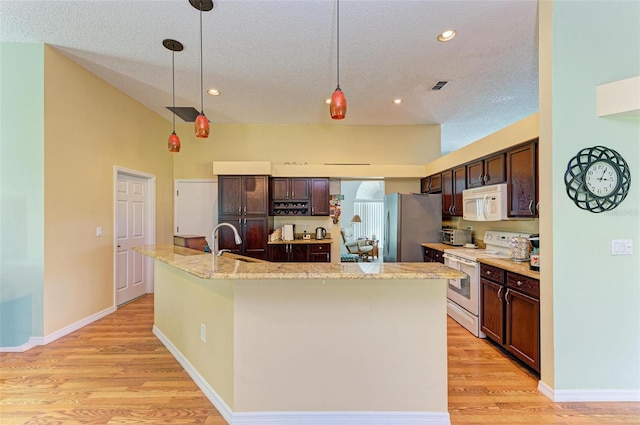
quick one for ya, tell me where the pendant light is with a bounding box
[330,0,346,119]
[190,0,213,138]
[164,39,184,153]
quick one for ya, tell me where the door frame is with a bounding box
[113,166,156,308]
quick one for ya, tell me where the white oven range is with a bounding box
[443,230,531,338]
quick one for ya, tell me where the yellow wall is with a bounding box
[43,47,174,334]
[424,113,539,176]
[172,123,441,180]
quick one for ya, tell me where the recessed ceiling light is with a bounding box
[207,88,220,96]
[393,99,403,105]
[437,30,456,42]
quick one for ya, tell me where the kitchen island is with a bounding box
[135,245,464,425]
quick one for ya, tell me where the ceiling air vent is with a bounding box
[431,81,449,91]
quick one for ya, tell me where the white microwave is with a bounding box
[462,183,508,221]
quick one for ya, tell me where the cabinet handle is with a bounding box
[486,270,492,275]
[238,218,241,224]
[480,173,485,184]
[497,286,504,302]
[484,173,490,183]
[516,280,524,287]
[238,206,242,214]
[528,200,534,215]
[505,289,511,304]
[244,206,247,214]
[536,202,540,212]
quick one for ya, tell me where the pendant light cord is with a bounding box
[199,0,204,114]
[172,50,176,132]
[336,0,340,88]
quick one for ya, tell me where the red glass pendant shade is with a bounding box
[195,113,210,138]
[330,87,346,120]
[168,132,181,152]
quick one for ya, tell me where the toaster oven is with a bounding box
[440,229,472,246]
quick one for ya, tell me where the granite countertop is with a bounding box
[421,242,452,252]
[420,242,540,279]
[268,238,333,245]
[477,257,540,280]
[134,245,465,281]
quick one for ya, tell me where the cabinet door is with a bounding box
[433,249,444,264]
[507,142,537,217]
[216,218,243,254]
[290,244,309,262]
[291,178,310,200]
[219,176,243,216]
[483,153,506,186]
[429,173,442,193]
[466,160,485,188]
[420,177,429,194]
[242,217,269,259]
[481,278,505,344]
[441,170,453,216]
[310,178,330,216]
[309,243,330,262]
[269,244,289,262]
[270,178,290,200]
[243,176,269,215]
[505,288,540,372]
[452,166,466,216]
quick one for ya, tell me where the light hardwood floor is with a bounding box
[1,294,638,424]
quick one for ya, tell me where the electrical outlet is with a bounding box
[96,226,102,237]
[200,323,206,342]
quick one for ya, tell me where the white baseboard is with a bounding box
[232,411,451,425]
[152,325,451,425]
[0,305,115,353]
[538,380,640,402]
[152,325,233,424]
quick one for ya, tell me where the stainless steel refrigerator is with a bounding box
[383,193,442,262]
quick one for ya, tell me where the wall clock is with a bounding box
[564,146,631,213]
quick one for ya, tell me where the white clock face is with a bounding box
[585,160,619,197]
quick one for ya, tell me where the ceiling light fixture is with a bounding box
[329,0,346,119]
[437,29,456,42]
[190,0,213,138]
[207,88,220,96]
[164,39,184,153]
[393,98,403,104]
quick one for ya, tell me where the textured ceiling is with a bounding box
[0,0,539,154]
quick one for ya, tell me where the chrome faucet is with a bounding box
[212,223,243,256]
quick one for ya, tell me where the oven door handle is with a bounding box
[457,257,477,267]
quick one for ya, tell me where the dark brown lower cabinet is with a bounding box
[480,264,540,373]
[505,288,540,371]
[422,247,444,263]
[269,243,331,263]
[218,217,270,260]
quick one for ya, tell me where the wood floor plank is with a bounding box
[1,294,638,424]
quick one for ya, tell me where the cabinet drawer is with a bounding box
[480,264,505,284]
[310,243,330,252]
[507,272,539,299]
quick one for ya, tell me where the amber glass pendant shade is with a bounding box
[330,87,346,120]
[195,113,210,138]
[168,132,181,152]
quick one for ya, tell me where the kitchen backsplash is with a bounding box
[443,217,539,248]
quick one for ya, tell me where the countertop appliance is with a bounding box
[315,227,326,240]
[282,224,295,241]
[383,193,442,262]
[462,183,508,221]
[440,228,472,246]
[443,230,531,338]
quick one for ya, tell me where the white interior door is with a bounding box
[175,180,218,246]
[116,174,148,305]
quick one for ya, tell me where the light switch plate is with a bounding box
[611,239,633,255]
